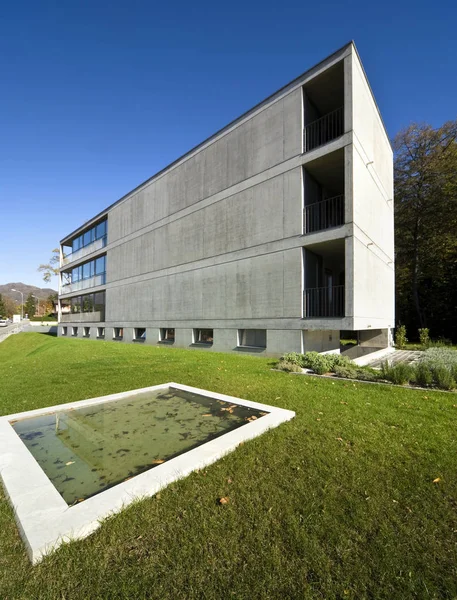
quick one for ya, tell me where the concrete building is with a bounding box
[58,41,394,356]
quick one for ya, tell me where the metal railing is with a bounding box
[304,195,344,234]
[60,273,106,294]
[304,285,345,318]
[303,106,344,152]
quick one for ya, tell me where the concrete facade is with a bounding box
[58,42,394,356]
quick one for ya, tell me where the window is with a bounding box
[95,256,105,275]
[66,256,106,285]
[72,326,78,337]
[97,327,105,338]
[71,296,81,313]
[134,327,146,341]
[70,219,107,254]
[193,329,213,345]
[238,329,267,348]
[83,327,90,338]
[62,327,67,336]
[160,328,175,342]
[113,327,123,340]
[94,292,105,313]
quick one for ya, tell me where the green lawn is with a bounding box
[1,333,457,599]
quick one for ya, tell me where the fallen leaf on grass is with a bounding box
[151,459,165,464]
[65,461,75,466]
[433,477,441,484]
[202,414,212,417]
[336,437,344,442]
[218,497,229,505]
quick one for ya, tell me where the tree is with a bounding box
[394,121,457,341]
[38,248,60,283]
[24,293,37,318]
[0,294,6,317]
[3,296,18,318]
[46,293,58,315]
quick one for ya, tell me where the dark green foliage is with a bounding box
[418,328,430,348]
[301,352,331,375]
[381,361,414,385]
[415,362,433,387]
[24,293,36,318]
[280,352,305,367]
[394,325,408,349]
[333,365,358,379]
[433,367,456,391]
[0,294,6,317]
[395,121,457,343]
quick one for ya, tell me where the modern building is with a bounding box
[58,41,394,356]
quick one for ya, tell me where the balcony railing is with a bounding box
[303,107,344,153]
[60,310,105,323]
[304,195,344,234]
[61,273,106,295]
[304,285,345,318]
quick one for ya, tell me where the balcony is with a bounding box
[303,107,344,153]
[61,273,106,295]
[60,310,104,323]
[304,195,344,234]
[62,235,107,266]
[304,285,345,318]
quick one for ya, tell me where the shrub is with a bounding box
[277,360,302,373]
[326,353,354,371]
[414,362,433,387]
[421,348,457,372]
[395,325,408,349]
[381,361,414,385]
[355,367,379,382]
[433,367,456,391]
[334,365,358,379]
[418,328,430,348]
[301,352,331,375]
[280,352,305,367]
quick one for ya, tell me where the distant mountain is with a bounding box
[0,283,58,301]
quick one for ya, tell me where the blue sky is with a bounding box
[1,0,456,289]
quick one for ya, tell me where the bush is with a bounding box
[277,360,302,373]
[418,328,430,348]
[395,325,408,349]
[381,361,414,385]
[421,348,457,372]
[355,367,380,382]
[433,367,456,391]
[414,362,433,387]
[334,365,358,379]
[280,352,305,367]
[326,353,354,371]
[301,352,331,375]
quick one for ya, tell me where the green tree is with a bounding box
[24,293,37,318]
[38,248,60,283]
[394,120,457,341]
[0,294,6,317]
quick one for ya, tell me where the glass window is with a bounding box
[113,327,123,339]
[82,294,94,313]
[72,326,78,336]
[71,297,81,313]
[62,327,67,336]
[83,229,94,247]
[72,266,80,283]
[95,256,105,275]
[97,327,105,338]
[160,328,175,342]
[95,221,106,239]
[238,329,267,348]
[94,292,105,312]
[82,261,93,279]
[194,329,213,344]
[83,327,90,337]
[72,236,81,253]
[134,328,146,341]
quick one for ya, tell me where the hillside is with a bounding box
[0,283,57,301]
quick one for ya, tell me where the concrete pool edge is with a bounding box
[0,383,295,564]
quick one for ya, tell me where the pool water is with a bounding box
[12,388,267,506]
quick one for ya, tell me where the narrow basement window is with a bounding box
[113,327,123,340]
[62,327,67,336]
[134,328,146,341]
[193,329,213,345]
[238,329,267,348]
[71,326,78,337]
[160,328,175,343]
[83,327,90,338]
[97,327,105,339]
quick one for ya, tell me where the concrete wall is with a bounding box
[349,50,394,334]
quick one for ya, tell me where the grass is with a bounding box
[1,333,457,599]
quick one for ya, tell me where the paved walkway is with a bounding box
[368,350,422,369]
